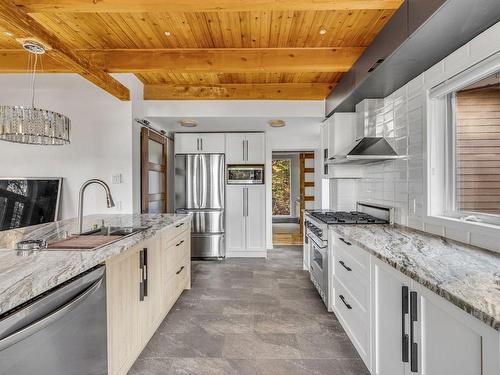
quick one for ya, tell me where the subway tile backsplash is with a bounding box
[354,80,426,230]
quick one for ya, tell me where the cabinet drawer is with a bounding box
[162,220,189,245]
[334,280,370,366]
[165,237,189,279]
[331,232,369,278]
[334,264,370,314]
[333,245,370,313]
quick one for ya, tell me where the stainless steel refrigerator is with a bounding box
[174,154,225,258]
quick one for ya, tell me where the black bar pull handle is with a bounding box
[402,286,409,363]
[175,222,185,228]
[339,295,352,310]
[176,266,185,275]
[339,260,352,271]
[143,248,148,297]
[339,238,352,246]
[410,291,418,372]
[176,240,185,247]
[139,249,145,301]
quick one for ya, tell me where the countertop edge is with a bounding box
[328,224,500,332]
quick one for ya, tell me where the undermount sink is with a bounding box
[35,226,151,251]
[80,226,150,237]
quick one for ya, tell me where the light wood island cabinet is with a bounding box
[106,220,191,375]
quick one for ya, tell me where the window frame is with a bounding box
[429,53,500,227]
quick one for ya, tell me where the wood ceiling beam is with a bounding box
[0,47,362,73]
[15,0,404,13]
[0,0,129,100]
[0,49,69,72]
[144,83,334,100]
[82,48,364,74]
[0,48,362,73]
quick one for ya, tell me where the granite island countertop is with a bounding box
[329,224,500,331]
[0,213,191,315]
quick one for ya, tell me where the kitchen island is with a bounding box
[0,213,192,375]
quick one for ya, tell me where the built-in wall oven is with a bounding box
[227,165,264,185]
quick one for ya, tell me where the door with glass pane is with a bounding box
[141,128,168,213]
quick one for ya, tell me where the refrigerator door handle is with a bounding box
[242,139,245,161]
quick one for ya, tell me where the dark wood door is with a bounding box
[141,128,168,213]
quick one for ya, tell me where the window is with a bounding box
[272,159,291,216]
[446,71,500,223]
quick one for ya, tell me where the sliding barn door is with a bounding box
[141,128,168,213]
[299,152,315,234]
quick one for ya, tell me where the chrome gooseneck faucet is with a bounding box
[77,179,115,234]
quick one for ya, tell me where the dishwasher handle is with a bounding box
[0,275,104,351]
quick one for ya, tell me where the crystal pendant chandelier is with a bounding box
[0,41,71,145]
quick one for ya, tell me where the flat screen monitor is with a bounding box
[0,178,62,232]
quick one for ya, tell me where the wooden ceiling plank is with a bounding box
[80,47,364,73]
[16,0,404,13]
[143,82,335,100]
[0,1,129,99]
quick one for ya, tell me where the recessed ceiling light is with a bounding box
[164,31,172,36]
[319,27,327,35]
[269,119,286,128]
[3,31,13,37]
[179,119,197,127]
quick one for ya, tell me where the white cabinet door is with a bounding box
[225,134,246,164]
[225,133,265,164]
[174,133,199,154]
[245,185,266,253]
[226,185,246,253]
[327,113,357,157]
[245,133,265,164]
[412,282,499,375]
[199,133,225,153]
[371,258,409,375]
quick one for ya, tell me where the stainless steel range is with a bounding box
[304,202,393,310]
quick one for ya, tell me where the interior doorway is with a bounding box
[272,151,315,245]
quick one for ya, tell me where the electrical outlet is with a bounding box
[112,174,123,184]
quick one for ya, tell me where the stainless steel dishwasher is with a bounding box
[0,265,107,375]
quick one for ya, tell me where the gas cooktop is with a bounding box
[308,211,388,225]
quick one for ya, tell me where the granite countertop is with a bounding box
[0,213,191,315]
[329,224,500,331]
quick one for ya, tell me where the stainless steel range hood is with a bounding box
[328,137,401,165]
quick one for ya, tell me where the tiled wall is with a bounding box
[350,20,500,252]
[356,77,426,230]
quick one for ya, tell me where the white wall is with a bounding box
[350,20,500,253]
[0,74,137,220]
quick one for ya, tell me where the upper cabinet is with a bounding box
[174,133,225,154]
[226,133,265,164]
[327,113,358,158]
[323,113,362,179]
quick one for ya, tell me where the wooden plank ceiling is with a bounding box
[0,0,403,100]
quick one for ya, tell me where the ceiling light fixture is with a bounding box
[3,31,13,37]
[164,31,172,36]
[179,119,198,128]
[0,40,71,145]
[319,27,327,35]
[269,119,286,128]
